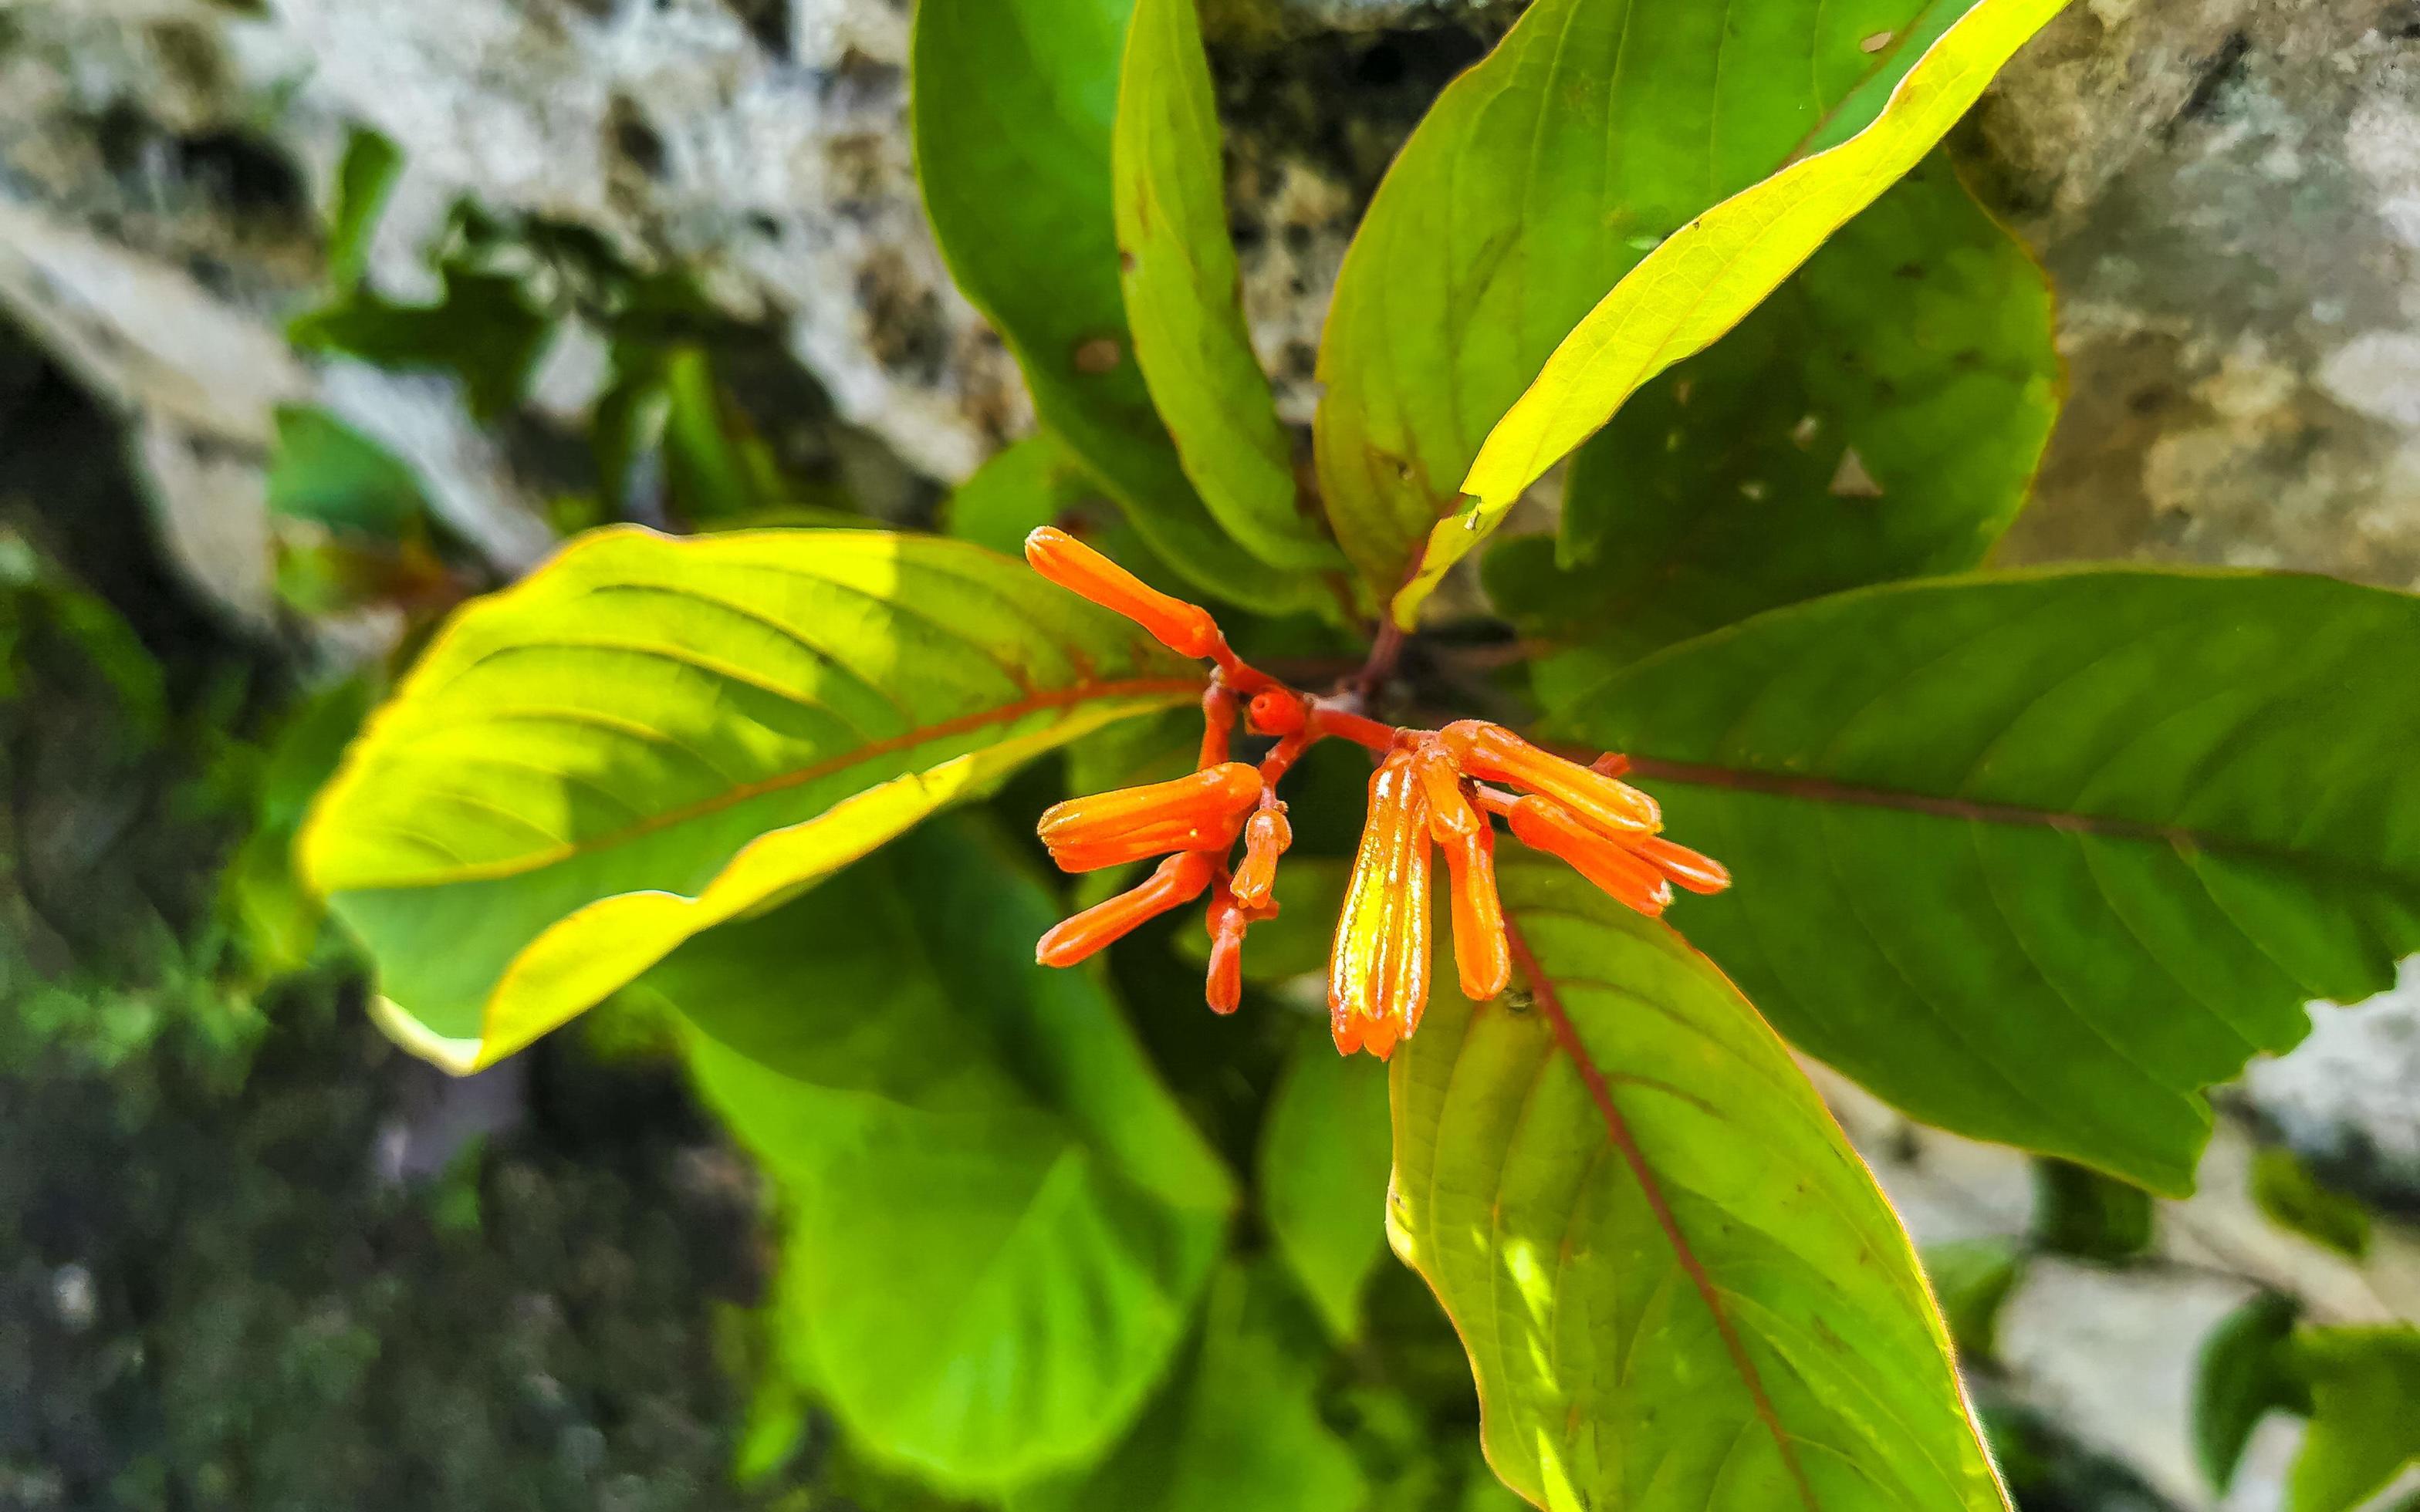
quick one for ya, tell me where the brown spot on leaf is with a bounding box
[1073,336,1123,374]
[1830,448,1884,498]
[1861,30,1894,53]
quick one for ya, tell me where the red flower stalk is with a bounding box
[1230,808,1290,910]
[1330,748,1431,1059]
[1036,851,1216,967]
[1025,526,1224,660]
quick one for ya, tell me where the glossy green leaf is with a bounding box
[1555,569,2420,1193]
[1007,1261,1365,1512]
[912,0,1323,614]
[299,526,1198,1072]
[1484,154,2057,680]
[1390,860,2006,1511]
[2194,1291,2308,1494]
[1259,1032,1392,1340]
[1393,0,2071,626]
[1922,1240,2024,1366]
[2290,1325,2420,1512]
[2249,1148,2373,1261]
[2032,1158,2155,1262]
[659,822,1235,1491]
[1114,0,1337,575]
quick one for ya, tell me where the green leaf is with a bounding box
[1390,859,2007,1511]
[2249,1148,2373,1261]
[1923,1239,2025,1366]
[265,405,431,540]
[1388,0,2072,627]
[2031,1158,2155,1262]
[1113,0,1338,576]
[2194,1291,2308,1494]
[912,0,1323,614]
[224,676,378,977]
[289,265,554,422]
[2290,1325,2420,1512]
[661,822,1235,1492]
[1259,1032,1391,1341]
[324,126,402,293]
[1006,1260,1366,1512]
[299,526,1198,1072]
[1484,153,2058,676]
[945,434,1183,602]
[1553,568,2420,1193]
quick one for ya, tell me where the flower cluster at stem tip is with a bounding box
[1022,527,1730,1059]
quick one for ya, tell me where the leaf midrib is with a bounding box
[1619,754,2420,889]
[1501,913,1823,1512]
[330,676,1200,893]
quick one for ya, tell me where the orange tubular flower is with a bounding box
[1025,526,1223,660]
[1230,808,1290,910]
[1330,749,1431,1058]
[1507,796,1673,917]
[1203,879,1252,1015]
[1036,852,1216,967]
[1442,825,1511,1001]
[1447,721,1661,836]
[1039,763,1261,856]
[1635,835,1732,895]
[1245,688,1307,737]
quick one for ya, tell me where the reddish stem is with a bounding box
[1309,702,1398,752]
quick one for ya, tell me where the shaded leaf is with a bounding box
[1398,0,2070,626]
[289,265,554,422]
[912,0,1323,613]
[2290,1325,2420,1512]
[300,526,1198,1072]
[1114,0,1337,575]
[1259,1032,1392,1340]
[2249,1148,2372,1261]
[265,405,431,541]
[2194,1291,2307,1494]
[1923,1239,2025,1366]
[1006,1260,1364,1512]
[1554,569,2420,1193]
[324,125,402,293]
[1484,154,2057,680]
[1390,859,2007,1510]
[2033,1158,2155,1262]
[662,822,1234,1492]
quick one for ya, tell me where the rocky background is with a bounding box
[2,0,2418,1508]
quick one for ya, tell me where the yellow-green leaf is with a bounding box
[1114,0,1339,575]
[1394,0,2071,627]
[1391,861,2007,1510]
[300,526,1198,1072]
